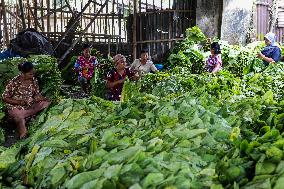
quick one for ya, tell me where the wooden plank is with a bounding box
[27,0,31,28]
[60,0,63,34]
[6,9,22,24]
[54,0,93,50]
[54,0,56,33]
[47,0,51,38]
[59,0,109,66]
[41,0,44,30]
[1,0,9,46]
[64,0,74,15]
[26,3,44,31]
[18,0,26,29]
[136,38,184,44]
[37,5,68,20]
[33,0,38,29]
[133,0,137,59]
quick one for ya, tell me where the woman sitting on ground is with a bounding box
[131,49,158,77]
[205,42,222,73]
[257,32,281,66]
[106,54,137,101]
[74,44,99,95]
[2,62,51,139]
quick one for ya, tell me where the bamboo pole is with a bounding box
[132,0,137,59]
[18,0,26,29]
[54,0,93,50]
[26,3,44,31]
[59,0,109,66]
[1,0,9,47]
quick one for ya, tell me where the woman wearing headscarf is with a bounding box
[257,32,281,66]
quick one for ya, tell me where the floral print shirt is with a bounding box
[2,75,40,110]
[205,54,222,73]
[106,67,134,101]
[74,56,98,80]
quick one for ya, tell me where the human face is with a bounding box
[115,57,126,70]
[264,38,271,46]
[141,52,148,62]
[23,69,34,80]
[210,48,215,55]
[83,48,91,58]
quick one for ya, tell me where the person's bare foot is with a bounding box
[19,131,27,139]
[18,127,27,139]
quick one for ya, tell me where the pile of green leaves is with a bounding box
[0,95,234,188]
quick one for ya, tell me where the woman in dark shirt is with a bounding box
[257,32,281,66]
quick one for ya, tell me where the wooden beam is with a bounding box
[136,38,184,44]
[64,0,74,15]
[1,0,9,46]
[18,0,26,29]
[6,9,22,24]
[59,0,109,66]
[26,3,44,31]
[132,0,137,59]
[47,0,51,38]
[33,0,38,29]
[37,5,68,20]
[54,0,93,50]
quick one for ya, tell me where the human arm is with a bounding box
[150,62,158,73]
[211,63,222,73]
[257,53,275,63]
[107,78,126,88]
[106,71,126,89]
[74,59,82,71]
[33,79,50,102]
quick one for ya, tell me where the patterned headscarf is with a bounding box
[113,54,126,65]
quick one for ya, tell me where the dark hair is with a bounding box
[211,42,221,54]
[82,43,91,51]
[141,49,148,54]
[18,62,34,73]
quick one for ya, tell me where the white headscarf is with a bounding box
[264,32,276,46]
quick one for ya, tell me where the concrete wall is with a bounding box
[221,0,254,44]
[196,0,223,38]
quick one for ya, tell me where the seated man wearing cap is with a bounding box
[106,54,136,101]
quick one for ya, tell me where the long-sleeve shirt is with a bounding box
[74,56,98,80]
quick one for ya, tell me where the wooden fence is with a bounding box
[0,0,196,62]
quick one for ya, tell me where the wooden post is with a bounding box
[54,0,93,50]
[33,0,38,29]
[59,0,109,66]
[132,0,137,60]
[47,0,51,39]
[26,3,44,31]
[1,0,9,47]
[18,0,26,29]
[108,36,111,56]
